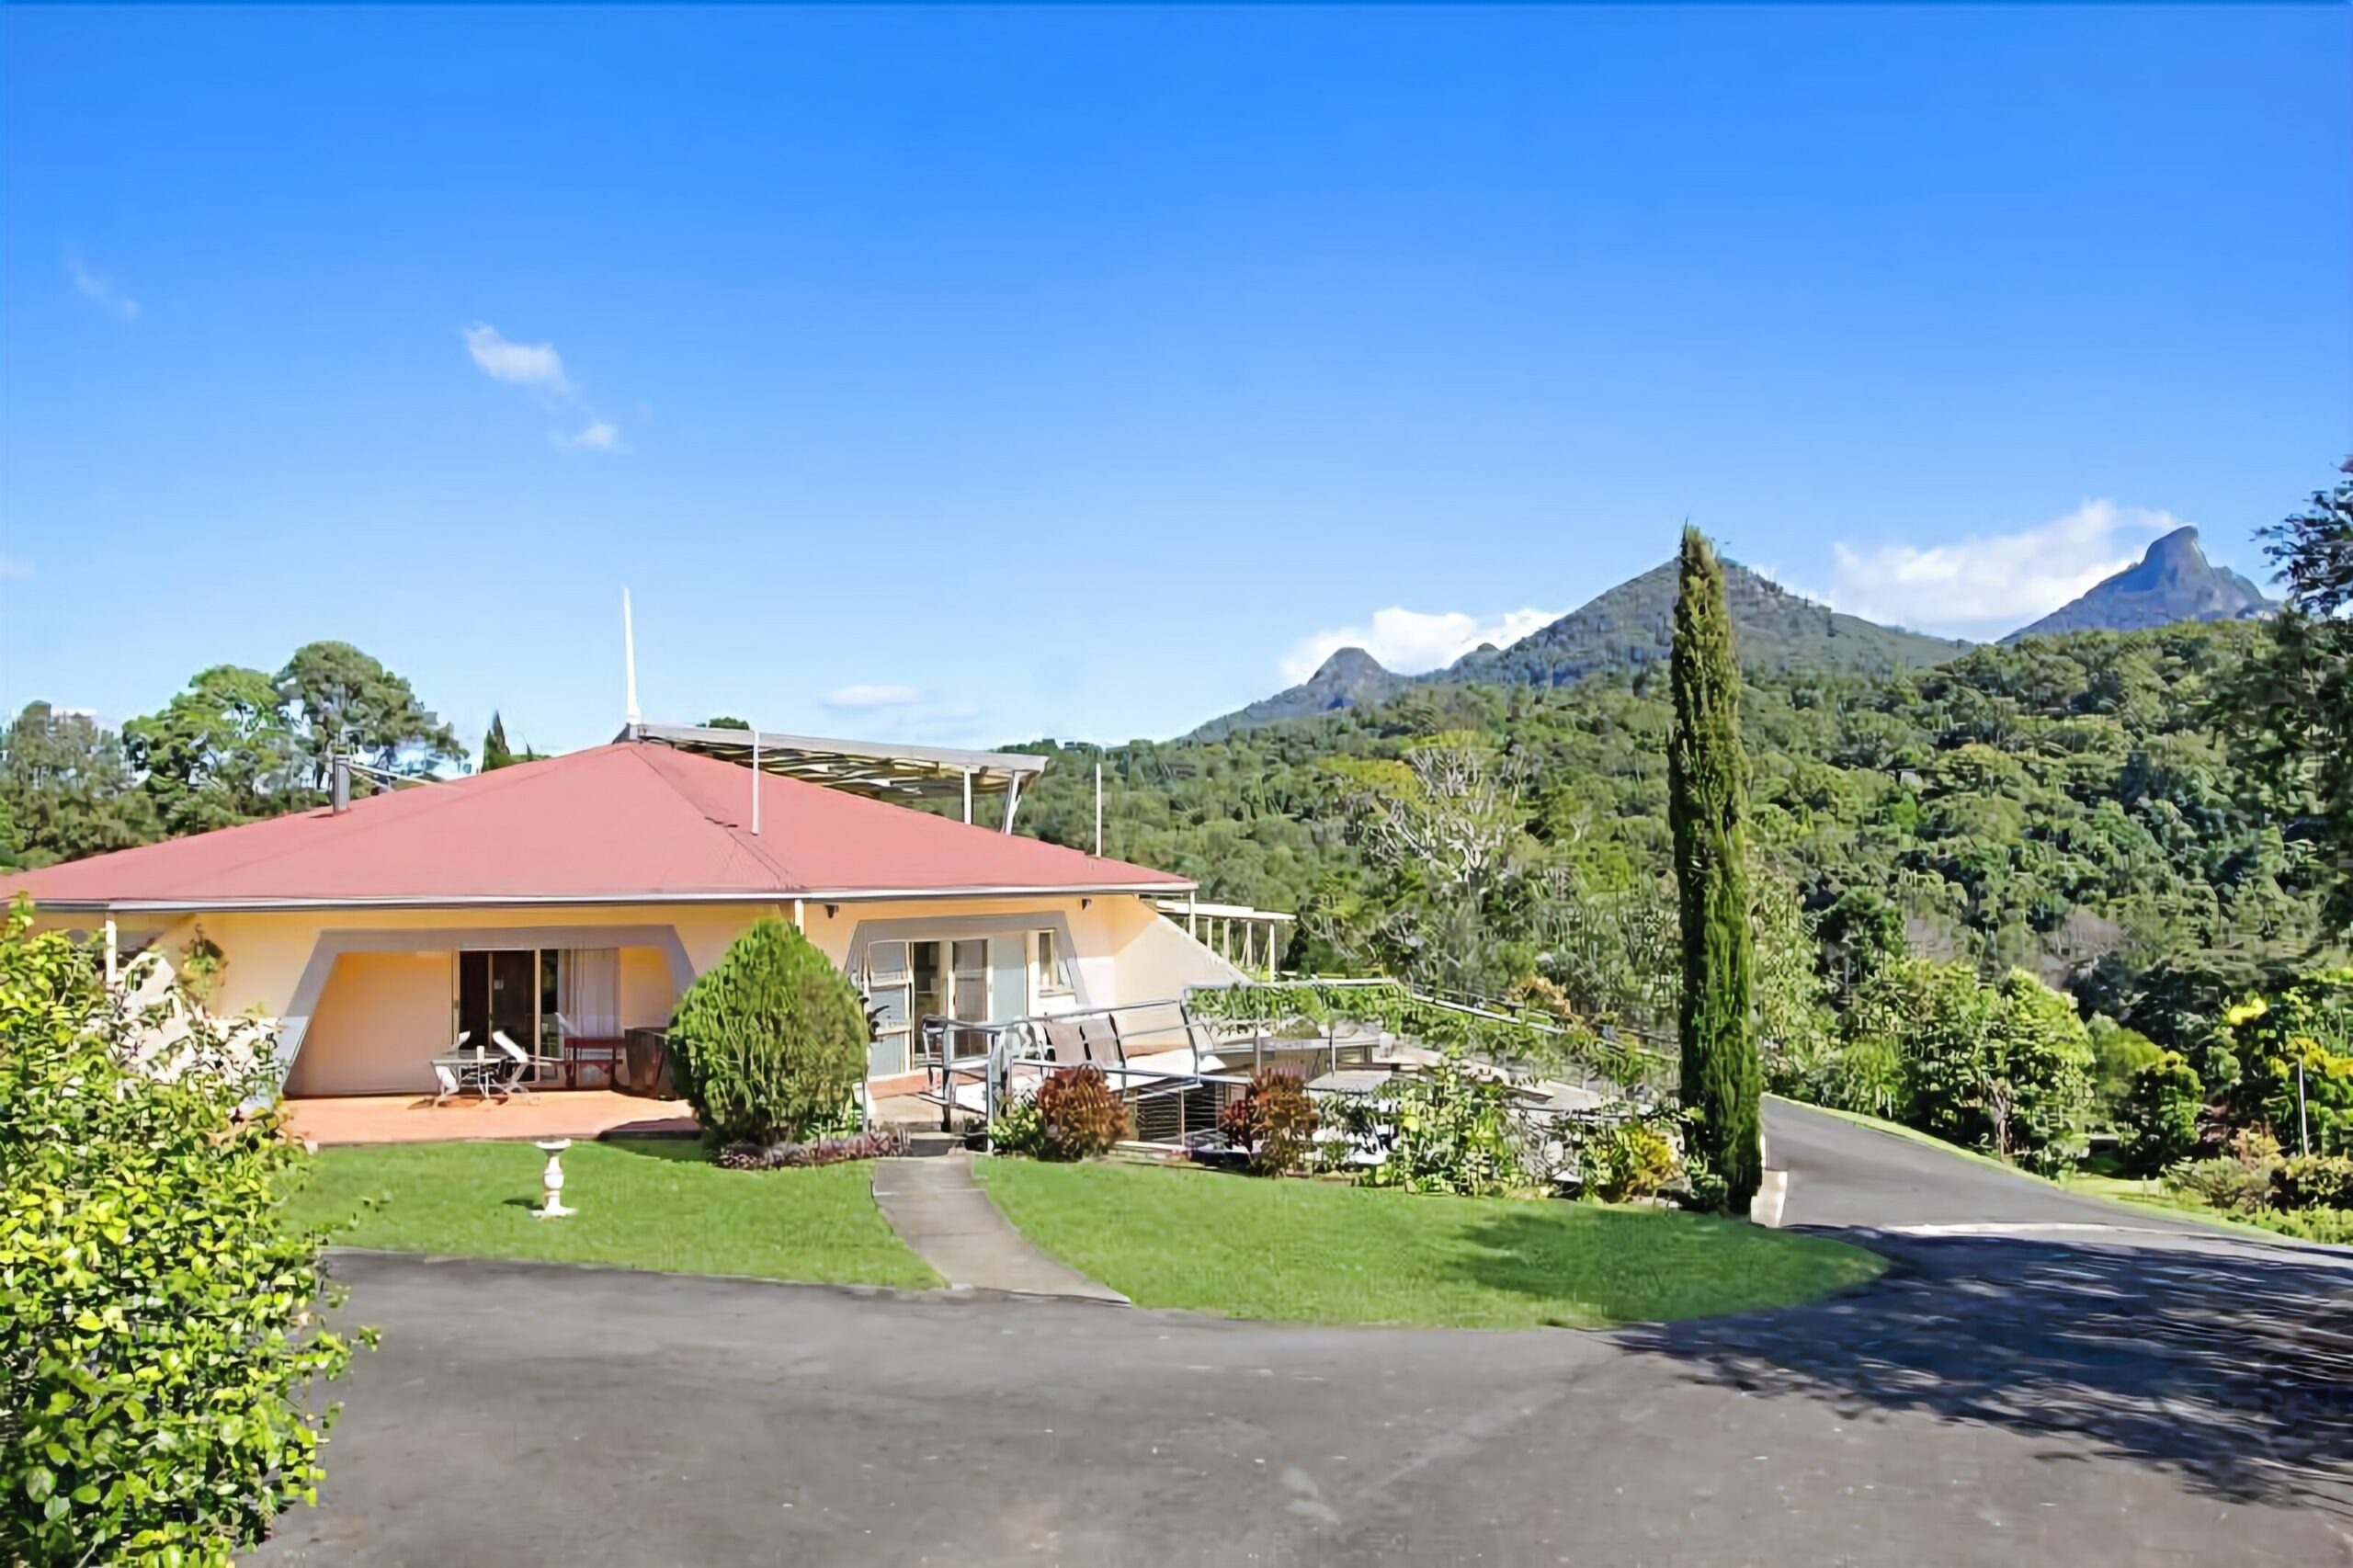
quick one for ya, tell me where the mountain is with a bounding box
[2001,527,2272,642]
[1190,645,1406,740]
[1191,559,1970,737]
[1438,559,1969,691]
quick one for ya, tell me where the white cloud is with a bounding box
[1279,606,1560,685]
[462,324,569,392]
[0,557,33,583]
[552,420,623,453]
[464,324,632,452]
[1827,500,2177,639]
[823,684,926,710]
[65,250,138,322]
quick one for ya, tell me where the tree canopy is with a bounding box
[1,642,460,869]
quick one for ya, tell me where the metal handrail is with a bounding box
[1176,975,1678,1068]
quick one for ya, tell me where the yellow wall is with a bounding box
[34,892,1241,1091]
[287,950,455,1096]
[618,947,672,1033]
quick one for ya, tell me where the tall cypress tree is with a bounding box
[480,711,517,773]
[1668,527,1761,1212]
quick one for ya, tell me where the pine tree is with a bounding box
[1668,527,1761,1212]
[480,711,517,772]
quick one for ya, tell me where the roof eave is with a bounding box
[19,879,1197,916]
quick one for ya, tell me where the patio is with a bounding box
[284,1089,696,1147]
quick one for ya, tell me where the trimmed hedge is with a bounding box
[666,918,870,1146]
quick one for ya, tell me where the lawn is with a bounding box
[286,1140,940,1290]
[978,1158,1886,1328]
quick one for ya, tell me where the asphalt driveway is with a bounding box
[253,1117,2353,1567]
[1765,1097,2222,1235]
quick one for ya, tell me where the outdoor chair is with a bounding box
[490,1030,540,1098]
[430,1029,473,1105]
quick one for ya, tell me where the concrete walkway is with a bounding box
[870,1150,1127,1302]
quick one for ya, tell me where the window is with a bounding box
[858,927,1070,1076]
[863,941,911,1079]
[1034,929,1070,994]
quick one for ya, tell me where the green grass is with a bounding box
[286,1140,939,1289]
[978,1158,1887,1328]
[2061,1173,2352,1244]
[2062,1171,2228,1224]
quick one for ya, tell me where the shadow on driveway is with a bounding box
[1613,1230,2353,1516]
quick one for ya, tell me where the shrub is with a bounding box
[1218,1070,1321,1176]
[714,1125,909,1170]
[2270,1153,2353,1211]
[2255,1207,2353,1244]
[1582,1119,1680,1203]
[1324,1062,1540,1196]
[987,1093,1047,1156]
[1,903,362,1566]
[1847,962,2093,1168]
[2165,1157,2269,1215]
[2216,972,2353,1156]
[2088,1016,2164,1125]
[1033,1064,1129,1160]
[666,917,870,1145]
[2119,1050,2204,1176]
[2165,1131,2281,1215]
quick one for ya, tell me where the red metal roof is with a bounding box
[3,743,1192,911]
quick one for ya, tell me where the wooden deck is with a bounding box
[284,1090,698,1147]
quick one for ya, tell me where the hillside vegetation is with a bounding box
[1018,619,2336,1061]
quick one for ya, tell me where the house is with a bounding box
[4,734,1239,1108]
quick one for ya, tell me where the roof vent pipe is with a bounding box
[332,756,350,813]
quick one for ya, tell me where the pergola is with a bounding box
[620,722,1047,830]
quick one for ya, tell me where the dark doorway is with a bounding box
[457,949,537,1050]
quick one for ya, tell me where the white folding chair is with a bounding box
[431,1029,473,1105]
[490,1030,535,1099]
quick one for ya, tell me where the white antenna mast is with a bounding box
[622,588,642,727]
[751,725,761,835]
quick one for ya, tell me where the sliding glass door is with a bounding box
[456,950,537,1053]
[862,933,1046,1077]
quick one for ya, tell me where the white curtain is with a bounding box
[561,949,621,1039]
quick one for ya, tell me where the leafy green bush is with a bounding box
[1033,1065,1130,1160]
[666,917,870,1146]
[1324,1062,1541,1196]
[1,903,361,1565]
[988,1093,1047,1156]
[2164,1130,2282,1215]
[2165,1156,2270,1215]
[2088,1016,2165,1127]
[1217,1070,1321,1176]
[2270,1153,2353,1211]
[1581,1119,1680,1203]
[2119,1050,2204,1176]
[1846,961,2093,1169]
[2251,1207,2353,1244]
[2218,973,2353,1157]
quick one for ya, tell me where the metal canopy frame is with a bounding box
[621,722,1046,823]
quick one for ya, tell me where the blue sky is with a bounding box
[5,6,2347,756]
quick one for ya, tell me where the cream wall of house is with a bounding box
[31,889,1242,1089]
[1110,905,1245,1006]
[285,950,456,1096]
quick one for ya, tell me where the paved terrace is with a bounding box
[283,1090,696,1147]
